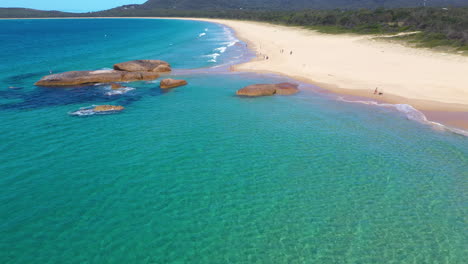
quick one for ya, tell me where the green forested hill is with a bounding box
[139,0,468,10]
[0,8,78,18]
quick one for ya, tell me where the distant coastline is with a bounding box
[3,16,468,131]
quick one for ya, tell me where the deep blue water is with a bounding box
[0,18,467,264]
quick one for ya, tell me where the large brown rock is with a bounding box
[236,84,277,97]
[160,78,188,89]
[275,82,299,95]
[35,70,159,87]
[236,83,299,97]
[93,105,124,112]
[113,60,171,72]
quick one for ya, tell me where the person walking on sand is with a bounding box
[374,88,378,95]
[290,51,293,55]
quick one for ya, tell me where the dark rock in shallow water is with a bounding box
[110,83,124,90]
[114,60,171,73]
[236,82,299,97]
[160,78,188,89]
[35,70,159,87]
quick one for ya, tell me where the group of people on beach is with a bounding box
[280,49,293,55]
[262,49,293,61]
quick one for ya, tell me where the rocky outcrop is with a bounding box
[93,105,124,112]
[35,70,159,87]
[160,78,188,89]
[274,83,299,95]
[113,60,171,73]
[236,84,278,97]
[236,82,299,97]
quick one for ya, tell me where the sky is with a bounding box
[0,0,146,12]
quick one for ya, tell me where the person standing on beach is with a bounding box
[290,51,293,55]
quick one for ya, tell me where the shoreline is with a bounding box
[187,18,468,130]
[4,17,468,130]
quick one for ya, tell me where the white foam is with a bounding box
[104,87,135,96]
[226,41,238,47]
[337,97,468,137]
[69,108,96,116]
[214,47,227,53]
[203,53,221,62]
[198,32,206,38]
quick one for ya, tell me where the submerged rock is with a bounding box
[35,70,159,87]
[236,82,299,97]
[236,84,277,97]
[160,78,188,89]
[110,83,124,90]
[113,60,171,73]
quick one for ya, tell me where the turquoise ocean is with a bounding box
[0,19,467,263]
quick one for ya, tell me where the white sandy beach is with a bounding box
[192,19,468,112]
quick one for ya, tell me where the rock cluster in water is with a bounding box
[236,83,299,97]
[35,60,172,87]
[160,78,188,89]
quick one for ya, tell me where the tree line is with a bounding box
[96,7,468,49]
[1,6,467,50]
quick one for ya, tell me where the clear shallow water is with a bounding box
[0,19,467,264]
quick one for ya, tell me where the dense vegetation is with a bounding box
[138,0,468,10]
[0,8,77,18]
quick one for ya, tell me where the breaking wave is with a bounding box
[104,86,135,96]
[337,97,468,137]
[214,47,227,53]
[203,53,221,63]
